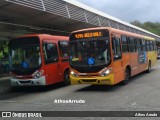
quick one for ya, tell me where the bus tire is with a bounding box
[64,70,70,85]
[147,61,151,73]
[122,69,130,85]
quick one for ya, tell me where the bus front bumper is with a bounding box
[70,74,115,85]
[10,76,46,86]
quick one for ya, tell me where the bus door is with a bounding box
[111,34,124,83]
[58,41,69,79]
[42,40,61,85]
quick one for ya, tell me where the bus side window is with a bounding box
[146,40,150,51]
[112,36,122,60]
[129,37,136,52]
[121,35,129,53]
[43,43,59,64]
[136,38,142,52]
[59,41,69,58]
[150,41,154,51]
[142,39,146,51]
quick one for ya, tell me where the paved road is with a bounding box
[0,60,160,120]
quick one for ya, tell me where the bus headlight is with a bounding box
[100,68,112,77]
[33,70,44,79]
[70,70,78,77]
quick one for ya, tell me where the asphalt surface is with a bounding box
[0,60,160,120]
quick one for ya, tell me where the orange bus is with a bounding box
[9,34,70,86]
[69,27,157,85]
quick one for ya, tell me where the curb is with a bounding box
[0,77,10,81]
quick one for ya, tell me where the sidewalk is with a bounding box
[0,76,11,94]
[0,77,10,81]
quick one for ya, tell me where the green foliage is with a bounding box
[131,21,160,36]
[0,41,9,60]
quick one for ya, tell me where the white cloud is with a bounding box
[76,0,160,22]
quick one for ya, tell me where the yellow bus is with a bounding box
[69,27,157,85]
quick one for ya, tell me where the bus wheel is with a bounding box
[147,61,151,73]
[64,70,70,85]
[122,69,130,85]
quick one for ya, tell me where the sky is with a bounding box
[76,0,160,23]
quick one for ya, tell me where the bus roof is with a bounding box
[70,27,110,33]
[70,27,155,41]
[13,34,69,41]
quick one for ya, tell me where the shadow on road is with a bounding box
[76,84,122,92]
[76,69,156,92]
[11,83,67,93]
[0,82,69,100]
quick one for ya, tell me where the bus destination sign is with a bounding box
[70,29,109,41]
[75,32,102,39]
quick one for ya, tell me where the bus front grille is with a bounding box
[81,79,97,83]
[19,80,31,84]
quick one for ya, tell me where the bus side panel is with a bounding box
[129,53,139,76]
[44,63,62,85]
[113,60,124,84]
[115,53,130,84]
[139,63,148,72]
[122,53,130,73]
[59,59,69,81]
[57,41,69,82]
[147,51,157,67]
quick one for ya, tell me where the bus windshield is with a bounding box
[70,39,111,68]
[9,37,41,75]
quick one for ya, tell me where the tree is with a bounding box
[130,20,143,28]
[0,41,8,59]
[130,21,160,36]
